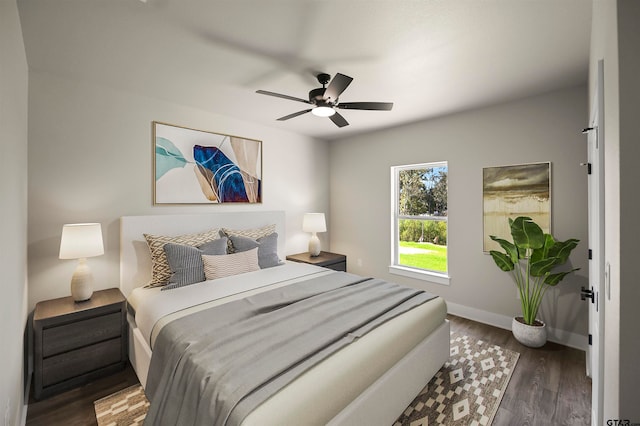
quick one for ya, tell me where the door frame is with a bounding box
[586,59,605,426]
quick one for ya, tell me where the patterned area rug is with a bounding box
[94,334,518,426]
[394,333,520,426]
[94,384,149,426]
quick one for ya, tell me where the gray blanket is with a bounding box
[143,272,437,426]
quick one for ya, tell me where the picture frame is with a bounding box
[153,121,262,204]
[482,162,551,252]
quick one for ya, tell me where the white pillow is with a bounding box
[202,248,260,280]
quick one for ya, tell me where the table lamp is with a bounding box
[59,223,104,301]
[302,213,326,257]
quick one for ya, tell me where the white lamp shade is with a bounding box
[59,223,104,259]
[302,213,327,233]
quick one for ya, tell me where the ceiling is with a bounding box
[18,0,592,141]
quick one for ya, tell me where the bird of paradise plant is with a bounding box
[489,216,580,326]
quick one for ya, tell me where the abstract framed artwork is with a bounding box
[153,122,262,204]
[482,162,551,252]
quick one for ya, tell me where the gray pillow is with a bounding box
[229,233,280,269]
[162,237,228,290]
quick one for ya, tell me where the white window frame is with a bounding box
[389,162,450,285]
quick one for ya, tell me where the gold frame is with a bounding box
[482,161,551,252]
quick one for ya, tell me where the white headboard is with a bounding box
[120,211,286,297]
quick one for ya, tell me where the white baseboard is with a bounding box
[20,371,30,426]
[446,301,588,351]
[21,403,27,426]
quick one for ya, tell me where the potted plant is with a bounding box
[489,216,580,347]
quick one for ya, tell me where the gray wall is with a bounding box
[0,0,29,424]
[591,0,640,421]
[329,85,589,346]
[27,71,330,309]
[617,2,640,419]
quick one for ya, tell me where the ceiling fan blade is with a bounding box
[337,102,394,111]
[256,90,311,104]
[329,111,349,128]
[324,73,353,102]
[277,109,312,121]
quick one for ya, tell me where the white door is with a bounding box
[585,59,605,426]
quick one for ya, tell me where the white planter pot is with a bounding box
[511,316,547,348]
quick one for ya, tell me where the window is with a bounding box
[390,162,449,284]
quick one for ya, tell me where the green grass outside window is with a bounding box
[398,241,447,273]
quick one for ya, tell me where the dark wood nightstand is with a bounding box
[286,251,347,272]
[33,288,128,400]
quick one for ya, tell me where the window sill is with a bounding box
[388,265,450,286]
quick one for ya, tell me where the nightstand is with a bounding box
[33,288,127,400]
[286,251,347,272]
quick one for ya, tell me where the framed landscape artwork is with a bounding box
[153,122,262,204]
[482,162,551,252]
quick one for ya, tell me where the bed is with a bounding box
[120,211,449,425]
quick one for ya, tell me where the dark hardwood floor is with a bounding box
[26,363,139,426]
[25,314,591,425]
[451,315,591,425]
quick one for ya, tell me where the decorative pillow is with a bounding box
[221,224,277,253]
[144,228,220,287]
[202,248,260,281]
[162,238,229,290]
[229,233,280,269]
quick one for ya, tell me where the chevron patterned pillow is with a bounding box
[221,224,277,253]
[144,228,220,287]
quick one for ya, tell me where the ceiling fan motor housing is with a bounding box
[309,87,328,104]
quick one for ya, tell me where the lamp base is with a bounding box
[308,233,321,257]
[70,258,94,302]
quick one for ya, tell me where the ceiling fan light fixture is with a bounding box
[311,105,335,117]
[256,72,393,128]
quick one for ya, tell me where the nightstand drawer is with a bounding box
[42,312,122,357]
[328,261,347,272]
[42,338,123,387]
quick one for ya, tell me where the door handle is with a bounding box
[581,286,595,303]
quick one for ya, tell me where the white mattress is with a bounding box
[128,262,447,425]
[130,261,333,347]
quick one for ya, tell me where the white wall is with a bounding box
[27,71,330,309]
[0,0,29,424]
[590,0,640,421]
[329,86,589,346]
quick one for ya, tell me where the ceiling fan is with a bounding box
[256,73,393,128]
